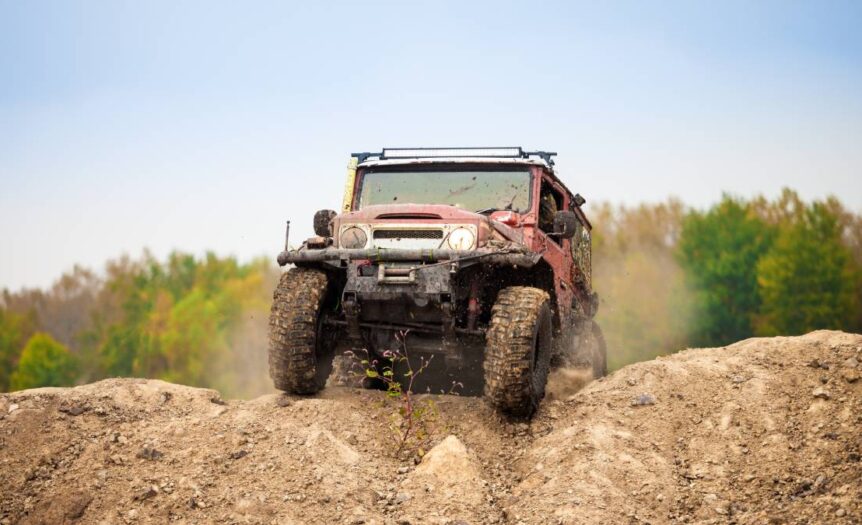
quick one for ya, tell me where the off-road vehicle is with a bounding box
[269,147,605,417]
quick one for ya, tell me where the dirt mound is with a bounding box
[1,331,860,524]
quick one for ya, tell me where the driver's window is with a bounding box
[538,180,563,234]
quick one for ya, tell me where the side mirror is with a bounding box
[573,193,586,207]
[313,209,338,237]
[553,210,578,239]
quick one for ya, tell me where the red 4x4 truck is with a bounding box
[269,147,605,417]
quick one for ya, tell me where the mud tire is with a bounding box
[484,287,553,418]
[589,321,608,378]
[572,319,608,378]
[268,267,335,394]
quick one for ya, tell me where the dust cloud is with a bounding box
[590,200,697,370]
[545,367,593,400]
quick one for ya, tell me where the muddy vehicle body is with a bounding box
[269,147,605,416]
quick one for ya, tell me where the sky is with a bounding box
[1,0,861,290]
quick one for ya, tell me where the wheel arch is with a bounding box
[478,259,561,332]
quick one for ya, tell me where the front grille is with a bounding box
[373,229,444,240]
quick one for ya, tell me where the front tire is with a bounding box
[268,267,336,394]
[484,287,553,418]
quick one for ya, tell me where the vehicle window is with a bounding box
[538,180,563,234]
[357,170,532,213]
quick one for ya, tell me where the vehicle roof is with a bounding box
[357,157,552,169]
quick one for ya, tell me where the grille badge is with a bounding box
[373,229,444,240]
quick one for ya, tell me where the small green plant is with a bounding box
[345,331,459,459]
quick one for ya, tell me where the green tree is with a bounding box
[0,309,34,391]
[678,196,776,346]
[756,202,861,335]
[9,333,78,390]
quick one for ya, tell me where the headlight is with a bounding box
[340,227,368,249]
[447,227,475,250]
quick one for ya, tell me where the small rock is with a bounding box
[133,486,158,501]
[8,403,19,413]
[730,375,746,384]
[210,395,226,406]
[136,446,164,461]
[626,378,637,386]
[813,387,831,400]
[275,396,292,408]
[59,403,87,416]
[836,509,846,517]
[632,393,656,406]
[64,491,92,519]
[844,357,859,368]
[841,369,860,384]
[230,449,249,460]
[394,492,412,504]
[397,466,410,475]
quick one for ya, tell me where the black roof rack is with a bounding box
[351,147,557,166]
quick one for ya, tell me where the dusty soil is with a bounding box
[1,330,860,525]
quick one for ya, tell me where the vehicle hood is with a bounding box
[335,204,524,246]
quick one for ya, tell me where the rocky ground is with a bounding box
[1,330,860,525]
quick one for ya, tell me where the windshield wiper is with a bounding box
[476,191,520,215]
[475,204,516,215]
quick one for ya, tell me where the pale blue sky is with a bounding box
[1,0,861,289]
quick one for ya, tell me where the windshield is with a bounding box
[357,169,532,212]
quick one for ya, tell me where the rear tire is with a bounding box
[592,322,608,378]
[483,287,553,418]
[268,267,336,394]
[574,319,607,378]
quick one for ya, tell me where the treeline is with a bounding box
[0,253,279,396]
[1,189,860,394]
[595,189,862,369]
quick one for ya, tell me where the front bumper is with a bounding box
[276,247,541,267]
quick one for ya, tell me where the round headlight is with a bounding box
[447,227,475,250]
[340,227,368,249]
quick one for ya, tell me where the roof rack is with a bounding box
[351,147,557,166]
